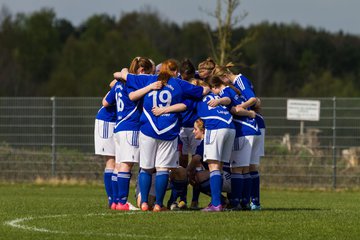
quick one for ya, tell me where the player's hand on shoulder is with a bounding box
[202,86,210,95]
[113,68,129,80]
[249,110,256,118]
[109,79,117,88]
[149,81,162,90]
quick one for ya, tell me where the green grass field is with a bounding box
[1,184,359,240]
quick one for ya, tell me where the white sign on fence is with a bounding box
[287,99,320,121]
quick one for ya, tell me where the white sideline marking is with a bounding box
[4,212,204,239]
[5,215,67,234]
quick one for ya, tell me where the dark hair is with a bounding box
[208,76,241,95]
[180,58,195,81]
[208,76,224,88]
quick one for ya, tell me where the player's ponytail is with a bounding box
[157,59,179,87]
[225,62,235,68]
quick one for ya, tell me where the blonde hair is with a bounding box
[194,118,205,133]
[211,63,235,78]
[189,78,210,88]
[198,57,216,71]
[129,57,153,74]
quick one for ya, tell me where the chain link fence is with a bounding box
[1,97,359,188]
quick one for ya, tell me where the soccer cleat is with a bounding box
[115,202,140,211]
[169,202,178,211]
[190,201,201,210]
[201,204,223,212]
[153,204,167,212]
[141,202,149,211]
[110,202,117,210]
[127,202,140,211]
[226,204,242,211]
[116,202,130,211]
[177,201,187,210]
[241,203,251,211]
[250,202,261,211]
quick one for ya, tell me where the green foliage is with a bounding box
[1,9,360,97]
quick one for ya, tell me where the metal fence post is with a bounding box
[332,97,337,189]
[51,96,56,177]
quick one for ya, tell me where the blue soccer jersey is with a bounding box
[196,92,235,130]
[126,74,203,140]
[232,74,266,130]
[96,92,117,122]
[233,74,256,100]
[219,86,259,137]
[180,99,198,128]
[105,81,141,132]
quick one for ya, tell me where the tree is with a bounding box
[206,0,250,65]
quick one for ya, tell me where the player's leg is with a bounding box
[168,167,188,210]
[201,129,228,211]
[138,132,156,211]
[104,156,115,208]
[153,138,179,212]
[230,135,253,210]
[114,131,140,211]
[250,129,265,210]
[94,119,116,208]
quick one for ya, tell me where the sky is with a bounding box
[0,0,359,35]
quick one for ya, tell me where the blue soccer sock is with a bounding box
[209,170,222,207]
[155,171,169,207]
[231,172,244,207]
[104,168,114,205]
[139,169,152,204]
[117,172,131,205]
[250,171,260,205]
[111,171,119,204]
[241,173,251,207]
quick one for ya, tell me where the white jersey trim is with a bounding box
[201,115,233,125]
[233,74,245,91]
[115,103,139,129]
[143,108,178,135]
[233,119,259,131]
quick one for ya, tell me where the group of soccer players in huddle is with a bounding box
[94,56,265,212]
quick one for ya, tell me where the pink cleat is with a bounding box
[153,204,168,212]
[116,203,130,211]
[201,204,223,212]
[141,202,149,211]
[116,202,140,211]
[110,202,117,210]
